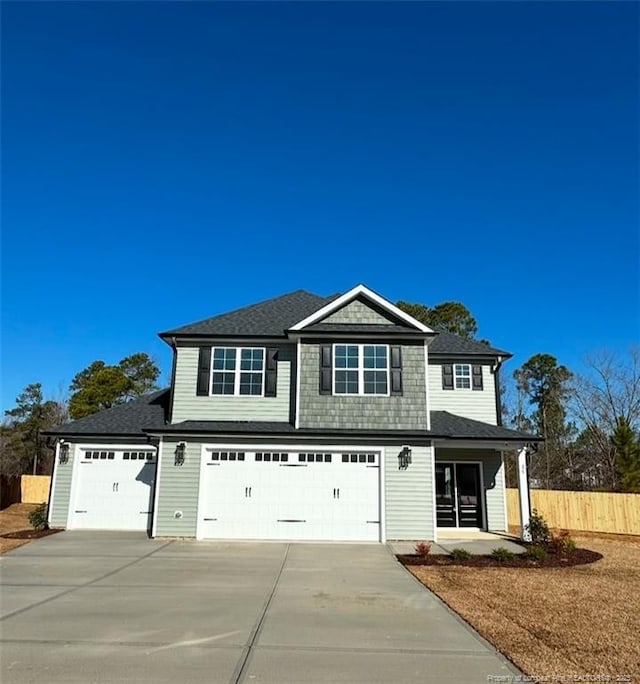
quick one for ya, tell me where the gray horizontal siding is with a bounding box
[428,361,497,424]
[154,439,201,537]
[299,343,427,430]
[435,448,506,532]
[322,299,394,325]
[385,444,434,540]
[49,445,75,528]
[171,344,293,423]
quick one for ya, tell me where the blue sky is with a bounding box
[2,1,638,412]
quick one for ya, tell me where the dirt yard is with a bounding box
[409,536,640,680]
[0,503,39,554]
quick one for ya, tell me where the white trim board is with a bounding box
[289,284,433,333]
[151,437,164,538]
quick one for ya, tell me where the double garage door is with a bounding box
[69,449,156,531]
[199,449,381,542]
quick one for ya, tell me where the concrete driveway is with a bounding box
[1,532,517,683]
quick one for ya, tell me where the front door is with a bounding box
[435,462,483,529]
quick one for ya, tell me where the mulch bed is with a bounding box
[397,548,602,568]
[1,528,62,540]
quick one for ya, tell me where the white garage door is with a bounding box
[69,449,156,531]
[199,449,380,541]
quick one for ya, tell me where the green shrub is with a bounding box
[565,538,577,554]
[450,547,472,561]
[526,509,551,546]
[414,542,432,557]
[491,547,515,561]
[29,503,48,531]
[525,545,548,561]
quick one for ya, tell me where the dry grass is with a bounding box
[409,536,640,680]
[0,503,39,554]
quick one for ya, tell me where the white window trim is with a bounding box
[210,346,265,397]
[332,344,390,396]
[454,363,472,390]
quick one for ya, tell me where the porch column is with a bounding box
[516,446,532,542]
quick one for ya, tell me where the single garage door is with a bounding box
[69,449,156,531]
[199,449,380,541]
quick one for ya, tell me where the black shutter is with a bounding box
[390,346,403,396]
[472,364,483,391]
[196,347,212,396]
[442,364,454,390]
[265,347,278,397]
[319,345,332,395]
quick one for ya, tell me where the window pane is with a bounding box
[363,346,375,368]
[335,370,358,394]
[241,348,264,371]
[364,370,387,394]
[335,345,347,368]
[334,370,347,394]
[224,350,236,370]
[364,346,387,369]
[213,348,236,371]
[212,372,235,394]
[454,364,471,389]
[346,371,358,393]
[239,372,262,395]
[212,348,225,370]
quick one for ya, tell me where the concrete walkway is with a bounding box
[1,532,518,683]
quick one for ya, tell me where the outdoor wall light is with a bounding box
[59,441,70,464]
[174,442,186,466]
[398,445,412,470]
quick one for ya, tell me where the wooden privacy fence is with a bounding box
[507,488,640,536]
[21,476,51,504]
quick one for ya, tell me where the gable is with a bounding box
[289,284,433,333]
[320,297,399,326]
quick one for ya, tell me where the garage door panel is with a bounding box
[200,449,381,542]
[70,450,156,531]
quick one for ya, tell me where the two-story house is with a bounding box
[45,285,538,543]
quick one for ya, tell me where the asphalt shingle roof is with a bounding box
[45,389,537,441]
[160,289,510,356]
[152,416,536,441]
[160,290,336,338]
[429,332,511,357]
[429,411,538,441]
[44,389,169,436]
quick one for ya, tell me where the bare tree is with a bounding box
[571,347,640,490]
